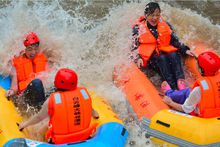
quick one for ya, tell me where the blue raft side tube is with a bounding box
[4,122,129,147]
[0,75,11,90]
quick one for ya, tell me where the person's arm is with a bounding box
[171,32,195,56]
[163,96,184,112]
[181,87,201,113]
[167,22,195,57]
[45,63,50,71]
[34,62,50,81]
[19,99,49,130]
[6,65,18,97]
[131,25,139,52]
[163,87,201,113]
[10,67,18,92]
[130,25,145,68]
[130,25,142,60]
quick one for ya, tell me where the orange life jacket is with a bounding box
[192,72,220,118]
[136,16,177,64]
[47,87,97,144]
[13,53,47,92]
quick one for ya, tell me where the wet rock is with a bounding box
[145,133,151,138]
[129,140,136,145]
[146,140,150,145]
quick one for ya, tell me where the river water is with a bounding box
[0,0,219,146]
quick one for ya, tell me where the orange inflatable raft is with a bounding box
[113,42,220,146]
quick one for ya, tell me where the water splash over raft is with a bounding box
[0,0,219,146]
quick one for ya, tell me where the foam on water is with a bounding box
[0,0,219,146]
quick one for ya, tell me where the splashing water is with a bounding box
[0,0,219,146]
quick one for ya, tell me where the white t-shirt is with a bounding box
[181,86,201,114]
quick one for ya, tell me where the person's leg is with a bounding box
[168,52,185,82]
[166,88,191,104]
[177,79,187,90]
[155,54,176,89]
[161,81,171,93]
[23,78,46,110]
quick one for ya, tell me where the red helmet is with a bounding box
[23,32,40,47]
[54,68,78,90]
[198,51,220,76]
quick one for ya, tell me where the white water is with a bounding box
[0,0,219,146]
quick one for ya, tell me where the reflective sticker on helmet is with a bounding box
[54,93,62,104]
[200,80,209,90]
[80,89,89,100]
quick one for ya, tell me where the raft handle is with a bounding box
[121,127,127,136]
[67,141,86,145]
[156,120,170,128]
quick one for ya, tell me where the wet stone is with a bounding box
[129,140,136,145]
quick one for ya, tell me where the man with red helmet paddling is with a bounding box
[18,68,99,144]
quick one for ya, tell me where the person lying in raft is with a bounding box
[19,68,99,144]
[131,2,195,90]
[162,51,220,118]
[6,32,49,112]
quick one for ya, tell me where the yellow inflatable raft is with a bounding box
[0,77,127,146]
[113,42,220,146]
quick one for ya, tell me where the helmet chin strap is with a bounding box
[200,67,205,76]
[197,59,204,76]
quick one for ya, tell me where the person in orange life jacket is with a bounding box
[5,32,48,110]
[18,68,99,144]
[131,2,195,89]
[163,51,220,118]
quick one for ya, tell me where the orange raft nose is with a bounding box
[113,62,168,120]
